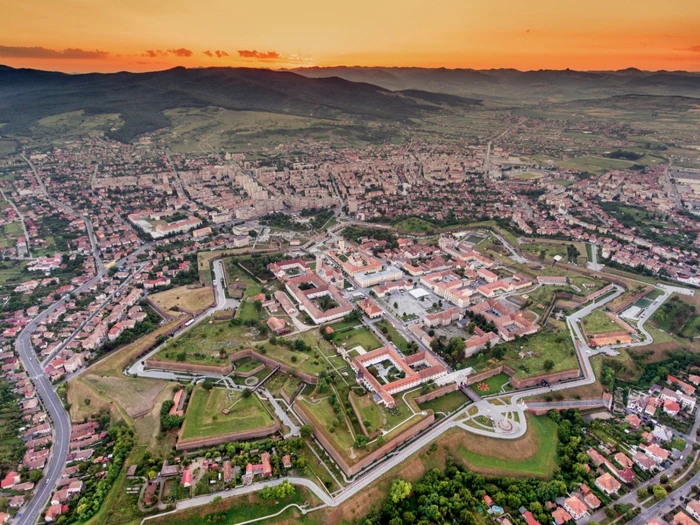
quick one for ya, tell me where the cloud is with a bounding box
[142,49,169,58]
[0,45,108,59]
[686,45,700,53]
[203,50,213,57]
[167,48,193,57]
[215,50,229,58]
[238,49,280,60]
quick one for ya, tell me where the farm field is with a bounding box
[148,285,214,314]
[583,309,623,335]
[558,155,636,174]
[180,387,274,440]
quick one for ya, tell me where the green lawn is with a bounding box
[0,260,30,285]
[297,396,356,454]
[512,172,542,179]
[331,327,383,352]
[395,217,437,234]
[583,309,623,335]
[147,486,314,525]
[457,415,558,477]
[559,155,636,175]
[350,392,384,432]
[180,387,274,440]
[258,340,330,376]
[156,321,263,365]
[472,373,512,395]
[236,299,266,322]
[465,328,579,380]
[417,390,468,413]
[681,316,700,339]
[376,320,412,354]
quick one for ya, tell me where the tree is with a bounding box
[148,470,157,480]
[29,469,43,483]
[253,299,263,312]
[300,425,314,439]
[652,485,667,500]
[390,478,412,503]
[202,379,214,391]
[242,388,253,399]
[543,359,555,371]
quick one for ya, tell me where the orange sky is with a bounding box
[1,0,700,72]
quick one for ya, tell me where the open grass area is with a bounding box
[148,285,214,314]
[651,295,700,339]
[472,373,512,395]
[68,318,184,452]
[0,259,30,285]
[417,390,468,414]
[147,486,319,525]
[559,155,636,175]
[258,340,331,377]
[394,217,437,234]
[156,319,265,365]
[376,319,412,354]
[583,309,623,335]
[457,414,558,477]
[330,326,383,352]
[465,328,578,380]
[180,387,274,440]
[297,395,356,454]
[350,391,384,432]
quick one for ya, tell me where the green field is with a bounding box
[376,320,413,354]
[156,320,265,365]
[472,373,512,394]
[457,415,558,477]
[512,172,542,179]
[559,155,636,175]
[583,309,622,335]
[350,392,384,432]
[651,295,699,339]
[465,328,579,380]
[330,326,383,352]
[417,390,468,414]
[394,217,437,234]
[0,259,30,285]
[258,339,330,376]
[180,387,274,440]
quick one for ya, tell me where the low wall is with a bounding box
[144,358,232,375]
[295,399,435,476]
[510,368,581,389]
[175,423,281,451]
[413,383,459,405]
[229,348,318,384]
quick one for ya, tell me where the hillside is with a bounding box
[291,66,700,102]
[0,66,481,142]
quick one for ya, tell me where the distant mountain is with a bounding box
[0,66,481,142]
[290,67,700,102]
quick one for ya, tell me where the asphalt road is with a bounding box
[15,299,73,525]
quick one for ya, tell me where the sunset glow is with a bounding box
[1,0,700,72]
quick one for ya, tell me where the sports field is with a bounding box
[180,387,274,440]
